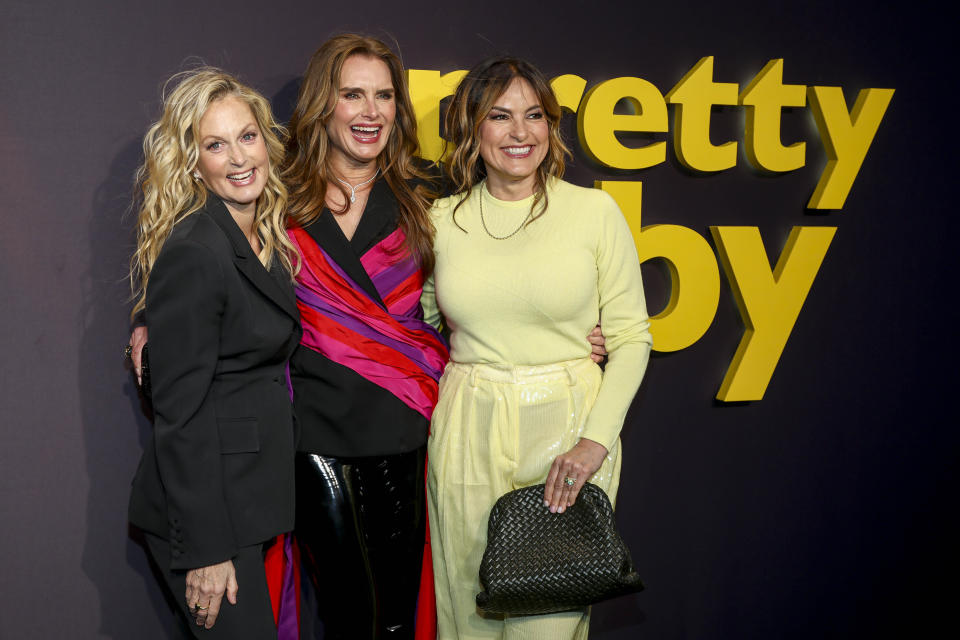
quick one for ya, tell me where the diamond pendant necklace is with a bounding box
[335,168,380,204]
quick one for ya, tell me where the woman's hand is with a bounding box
[544,438,608,513]
[128,326,148,385]
[588,324,607,364]
[185,559,238,629]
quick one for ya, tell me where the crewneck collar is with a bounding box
[480,180,536,210]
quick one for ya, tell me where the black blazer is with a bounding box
[129,195,301,571]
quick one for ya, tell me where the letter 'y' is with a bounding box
[710,226,836,401]
[807,86,894,209]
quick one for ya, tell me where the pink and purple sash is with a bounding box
[288,225,448,419]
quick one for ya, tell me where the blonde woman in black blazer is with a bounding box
[127,68,300,638]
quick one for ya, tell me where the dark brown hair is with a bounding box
[443,56,570,225]
[282,34,436,273]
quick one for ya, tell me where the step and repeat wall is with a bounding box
[1,1,953,638]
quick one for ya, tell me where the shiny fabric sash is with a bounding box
[288,225,448,419]
[264,533,299,639]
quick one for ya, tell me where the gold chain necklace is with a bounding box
[478,189,531,240]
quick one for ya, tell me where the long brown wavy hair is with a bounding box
[129,67,297,319]
[282,34,436,274]
[443,56,570,226]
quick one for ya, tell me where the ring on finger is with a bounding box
[564,477,576,487]
[124,345,133,358]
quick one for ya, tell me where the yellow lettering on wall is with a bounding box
[665,56,739,171]
[577,77,668,169]
[710,226,836,401]
[807,86,894,209]
[550,74,587,113]
[599,180,720,352]
[406,69,467,162]
[740,59,807,172]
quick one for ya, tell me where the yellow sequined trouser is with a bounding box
[427,358,622,640]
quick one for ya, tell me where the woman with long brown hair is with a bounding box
[282,34,448,639]
[423,56,653,639]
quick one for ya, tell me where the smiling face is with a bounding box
[325,54,396,173]
[477,78,550,198]
[194,96,269,217]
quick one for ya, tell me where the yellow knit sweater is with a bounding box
[422,178,652,451]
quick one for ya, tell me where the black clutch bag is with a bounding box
[476,482,644,616]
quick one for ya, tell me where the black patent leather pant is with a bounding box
[294,446,426,640]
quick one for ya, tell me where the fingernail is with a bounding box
[543,500,549,507]
[558,506,565,513]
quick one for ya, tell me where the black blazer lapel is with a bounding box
[300,193,391,310]
[204,196,300,322]
[350,179,397,256]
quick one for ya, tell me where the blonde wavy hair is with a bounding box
[282,34,437,275]
[443,56,571,226]
[129,67,297,318]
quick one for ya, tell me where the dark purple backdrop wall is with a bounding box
[1,1,954,638]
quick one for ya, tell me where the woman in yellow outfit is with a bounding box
[422,56,653,640]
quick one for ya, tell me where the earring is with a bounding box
[192,170,201,180]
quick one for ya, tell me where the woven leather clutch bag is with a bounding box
[476,482,644,615]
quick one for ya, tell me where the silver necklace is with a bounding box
[335,168,380,203]
[478,189,531,240]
